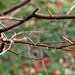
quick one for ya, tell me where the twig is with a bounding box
[47,9,53,17]
[10,30,51,40]
[0,16,22,21]
[36,41,69,44]
[0,22,6,29]
[0,13,75,33]
[24,34,36,46]
[67,5,75,15]
[29,24,51,39]
[8,50,47,60]
[0,0,31,15]
[14,40,75,50]
[61,34,73,44]
[0,8,39,33]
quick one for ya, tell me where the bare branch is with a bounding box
[0,16,22,21]
[24,34,36,46]
[8,50,47,60]
[10,30,51,40]
[0,6,75,33]
[0,14,75,33]
[0,8,39,33]
[61,34,73,44]
[47,9,53,17]
[67,5,75,15]
[0,0,31,15]
[37,40,75,44]
[0,22,6,29]
[14,40,75,50]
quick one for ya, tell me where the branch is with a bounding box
[34,13,75,19]
[37,40,75,44]
[14,40,75,50]
[0,0,31,15]
[8,50,47,60]
[0,16,22,21]
[0,7,75,33]
[67,5,75,15]
[60,34,73,44]
[0,8,39,33]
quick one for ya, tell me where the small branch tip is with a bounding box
[33,7,40,14]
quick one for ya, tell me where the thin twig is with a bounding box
[24,34,36,46]
[29,24,51,39]
[14,40,75,50]
[10,30,51,40]
[0,9,75,33]
[0,16,22,21]
[0,22,6,29]
[8,50,47,60]
[47,9,53,17]
[0,0,31,15]
[67,5,75,15]
[61,34,73,44]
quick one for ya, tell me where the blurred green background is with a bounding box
[0,0,75,75]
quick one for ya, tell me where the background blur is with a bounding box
[0,0,75,75]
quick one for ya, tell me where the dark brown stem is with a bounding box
[14,40,75,49]
[0,8,39,33]
[34,13,75,19]
[0,0,31,15]
[0,14,75,33]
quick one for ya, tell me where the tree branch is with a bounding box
[0,13,75,33]
[8,50,47,60]
[14,40,75,50]
[34,14,75,19]
[0,0,31,15]
[0,8,39,33]
[0,16,22,21]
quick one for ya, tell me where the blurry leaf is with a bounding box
[7,55,15,61]
[51,70,61,75]
[33,60,42,72]
[30,19,37,24]
[56,1,62,10]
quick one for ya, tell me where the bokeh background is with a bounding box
[0,0,75,75]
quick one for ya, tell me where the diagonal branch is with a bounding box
[8,50,47,60]
[0,14,75,33]
[0,16,22,21]
[0,7,75,33]
[0,0,31,15]
[0,8,39,33]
